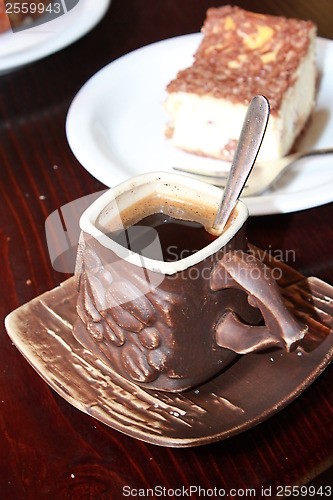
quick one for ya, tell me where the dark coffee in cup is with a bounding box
[107,213,218,261]
[97,192,237,262]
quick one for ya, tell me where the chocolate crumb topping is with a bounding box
[166,5,316,113]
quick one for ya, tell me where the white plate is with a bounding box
[0,0,111,73]
[66,33,333,216]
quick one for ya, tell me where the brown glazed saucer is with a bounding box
[4,248,333,447]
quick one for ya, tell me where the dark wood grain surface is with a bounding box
[1,1,332,498]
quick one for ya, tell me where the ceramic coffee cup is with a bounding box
[73,172,307,392]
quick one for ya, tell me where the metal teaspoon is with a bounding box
[213,95,270,232]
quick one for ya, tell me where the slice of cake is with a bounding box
[164,6,317,162]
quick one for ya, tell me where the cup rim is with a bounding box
[79,171,249,275]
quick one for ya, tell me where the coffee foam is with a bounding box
[97,192,238,236]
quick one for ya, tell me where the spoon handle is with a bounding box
[213,95,270,232]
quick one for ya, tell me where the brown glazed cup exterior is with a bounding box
[73,172,307,392]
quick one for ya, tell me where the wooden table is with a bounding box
[1,1,332,497]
